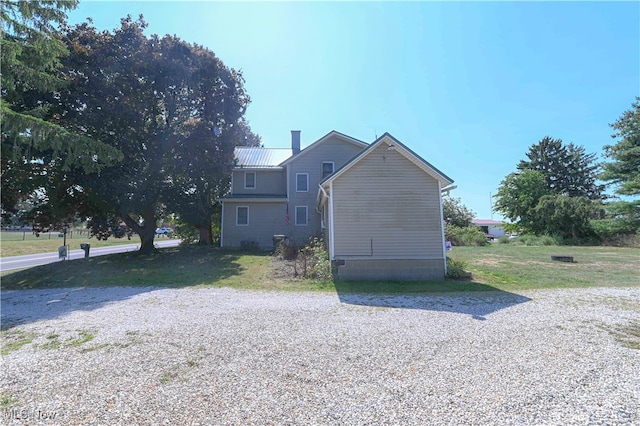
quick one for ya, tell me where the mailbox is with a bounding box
[80,243,90,258]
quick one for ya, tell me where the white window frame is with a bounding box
[296,173,309,192]
[295,206,308,226]
[244,172,256,189]
[321,161,335,179]
[236,206,249,226]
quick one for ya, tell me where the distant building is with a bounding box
[472,219,505,238]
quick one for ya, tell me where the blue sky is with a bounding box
[67,1,639,220]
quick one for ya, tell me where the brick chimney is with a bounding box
[291,130,301,155]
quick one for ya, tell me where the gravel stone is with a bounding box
[1,286,639,425]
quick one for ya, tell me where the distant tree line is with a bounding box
[1,1,261,252]
[493,99,640,244]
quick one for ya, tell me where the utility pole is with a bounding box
[490,192,493,220]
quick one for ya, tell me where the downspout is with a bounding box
[318,184,331,254]
[329,181,335,260]
[220,201,225,248]
[317,185,328,214]
[438,181,447,275]
[286,165,290,204]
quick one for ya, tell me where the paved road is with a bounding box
[0,239,180,272]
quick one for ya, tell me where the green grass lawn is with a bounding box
[1,244,638,293]
[0,231,150,258]
[447,244,639,290]
[0,246,331,292]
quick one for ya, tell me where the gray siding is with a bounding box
[222,202,288,249]
[331,143,444,260]
[231,169,286,195]
[287,136,364,243]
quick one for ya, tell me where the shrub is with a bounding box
[602,233,640,248]
[498,235,510,244]
[272,236,332,280]
[446,257,471,279]
[513,234,560,246]
[273,239,297,260]
[299,237,332,280]
[592,218,639,241]
[445,225,488,246]
[540,235,559,246]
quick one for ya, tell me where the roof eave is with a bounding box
[232,166,284,171]
[279,130,368,166]
[320,132,454,188]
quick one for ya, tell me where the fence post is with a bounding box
[23,231,25,241]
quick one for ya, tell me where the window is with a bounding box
[296,173,309,192]
[295,206,308,226]
[244,172,256,189]
[236,206,249,226]
[322,162,334,179]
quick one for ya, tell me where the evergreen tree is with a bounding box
[601,98,640,197]
[1,1,121,218]
[517,136,603,199]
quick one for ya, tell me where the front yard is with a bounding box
[1,244,638,292]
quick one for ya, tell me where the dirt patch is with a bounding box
[509,260,561,267]
[270,257,303,280]
[474,255,509,266]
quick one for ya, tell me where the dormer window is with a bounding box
[322,162,334,179]
[244,172,256,189]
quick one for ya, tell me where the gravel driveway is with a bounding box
[1,286,639,425]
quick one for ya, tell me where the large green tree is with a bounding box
[233,118,263,147]
[495,136,605,239]
[534,195,600,239]
[1,0,121,222]
[57,17,249,252]
[493,169,551,233]
[167,117,261,245]
[442,196,475,228]
[517,136,604,200]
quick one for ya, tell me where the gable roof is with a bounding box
[279,130,368,166]
[320,132,454,187]
[234,147,292,169]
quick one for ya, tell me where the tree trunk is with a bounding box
[197,221,213,245]
[120,207,157,254]
[138,208,157,253]
[138,226,157,253]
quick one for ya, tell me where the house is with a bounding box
[219,131,454,280]
[219,130,367,249]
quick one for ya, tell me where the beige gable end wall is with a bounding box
[331,143,445,280]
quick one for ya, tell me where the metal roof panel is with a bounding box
[234,147,292,168]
